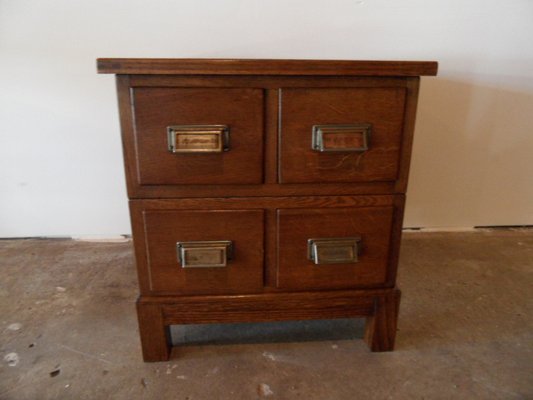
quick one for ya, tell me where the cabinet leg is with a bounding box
[364,289,401,352]
[136,300,171,362]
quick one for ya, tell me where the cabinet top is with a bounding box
[97,58,438,76]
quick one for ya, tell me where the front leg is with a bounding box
[364,289,401,352]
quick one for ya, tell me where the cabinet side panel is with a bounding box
[395,77,420,192]
[385,195,406,286]
[129,200,151,294]
[116,75,139,197]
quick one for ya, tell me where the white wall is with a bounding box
[1,0,532,236]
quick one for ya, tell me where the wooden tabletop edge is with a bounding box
[96,58,438,76]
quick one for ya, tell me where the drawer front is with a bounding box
[132,88,264,185]
[279,87,406,183]
[141,209,264,294]
[277,207,394,289]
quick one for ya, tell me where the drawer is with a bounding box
[279,87,406,183]
[276,206,394,289]
[132,88,264,185]
[139,209,264,294]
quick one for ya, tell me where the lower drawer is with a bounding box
[130,195,402,295]
[276,206,395,289]
[134,209,264,295]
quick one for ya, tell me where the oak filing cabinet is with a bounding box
[98,59,438,362]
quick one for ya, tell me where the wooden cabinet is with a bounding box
[98,58,438,361]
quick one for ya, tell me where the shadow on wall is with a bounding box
[405,78,533,228]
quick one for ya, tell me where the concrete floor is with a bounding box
[0,230,532,399]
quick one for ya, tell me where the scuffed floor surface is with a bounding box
[0,230,532,399]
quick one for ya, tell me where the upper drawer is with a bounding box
[279,87,406,184]
[132,88,264,185]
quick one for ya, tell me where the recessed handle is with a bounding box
[176,240,233,268]
[312,124,371,152]
[167,125,230,153]
[307,237,361,265]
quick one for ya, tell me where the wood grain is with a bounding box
[117,74,421,194]
[276,206,394,289]
[264,89,279,184]
[136,301,171,362]
[395,78,421,192]
[115,75,138,198]
[101,58,436,360]
[264,208,277,287]
[97,58,438,76]
[127,182,397,199]
[364,289,401,351]
[134,287,400,360]
[132,87,264,185]
[161,290,375,324]
[129,195,401,295]
[279,87,406,184]
[140,209,264,295]
[385,195,406,286]
[131,195,395,211]
[136,288,397,323]
[128,75,409,88]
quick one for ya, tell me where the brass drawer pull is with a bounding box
[167,125,230,153]
[307,237,361,265]
[176,240,233,268]
[312,124,371,152]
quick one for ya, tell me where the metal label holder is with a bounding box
[167,125,230,153]
[307,237,362,265]
[312,124,371,152]
[176,240,233,268]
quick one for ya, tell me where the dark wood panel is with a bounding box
[130,200,151,294]
[264,209,277,287]
[280,87,406,184]
[128,75,409,88]
[130,196,398,295]
[101,58,437,360]
[277,206,395,289]
[139,209,264,295]
[115,75,138,199]
[136,301,171,362]
[128,182,398,198]
[145,289,394,324]
[385,196,406,286]
[135,287,401,360]
[131,195,395,211]
[264,89,279,183]
[97,58,438,76]
[364,289,401,351]
[395,78,420,192]
[132,87,264,185]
